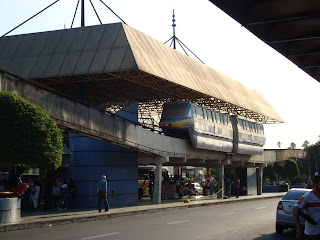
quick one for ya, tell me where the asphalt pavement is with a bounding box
[0,193,285,232]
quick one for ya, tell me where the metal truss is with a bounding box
[31,69,278,131]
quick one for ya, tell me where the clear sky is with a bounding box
[1,0,320,149]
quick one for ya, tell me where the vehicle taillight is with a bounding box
[277,201,283,210]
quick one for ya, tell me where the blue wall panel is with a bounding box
[69,152,137,166]
[68,102,139,208]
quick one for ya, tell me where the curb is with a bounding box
[0,194,284,232]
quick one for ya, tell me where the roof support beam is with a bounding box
[269,35,320,44]
[247,14,320,26]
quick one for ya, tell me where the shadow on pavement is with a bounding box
[253,229,297,240]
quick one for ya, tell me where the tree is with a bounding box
[277,141,282,148]
[285,159,299,179]
[288,142,296,149]
[273,159,299,181]
[263,164,276,182]
[302,140,310,149]
[305,141,320,175]
[273,163,287,179]
[0,91,63,169]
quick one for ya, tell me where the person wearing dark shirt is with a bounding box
[234,177,240,198]
[96,175,109,212]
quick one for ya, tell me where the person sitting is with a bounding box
[10,172,30,195]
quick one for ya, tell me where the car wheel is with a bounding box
[276,223,284,234]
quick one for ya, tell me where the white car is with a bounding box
[276,188,311,234]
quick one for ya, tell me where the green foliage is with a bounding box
[263,177,271,184]
[273,163,287,179]
[285,159,299,179]
[0,91,63,169]
[290,173,309,185]
[305,141,320,174]
[273,159,299,181]
[263,164,276,181]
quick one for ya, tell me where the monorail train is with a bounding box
[159,102,266,155]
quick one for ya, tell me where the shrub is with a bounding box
[0,91,63,169]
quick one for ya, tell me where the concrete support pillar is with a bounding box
[153,156,168,204]
[257,164,265,195]
[153,160,162,204]
[218,164,225,199]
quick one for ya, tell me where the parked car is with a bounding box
[276,188,311,234]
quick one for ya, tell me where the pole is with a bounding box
[81,0,85,27]
[172,9,176,50]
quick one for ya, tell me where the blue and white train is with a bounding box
[159,102,266,155]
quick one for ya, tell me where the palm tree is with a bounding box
[289,142,297,149]
[302,140,310,149]
[277,141,282,148]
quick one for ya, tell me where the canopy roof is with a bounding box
[0,22,283,123]
[209,0,320,83]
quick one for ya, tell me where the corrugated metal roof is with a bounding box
[0,22,283,123]
[123,24,283,123]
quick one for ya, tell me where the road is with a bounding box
[0,197,298,240]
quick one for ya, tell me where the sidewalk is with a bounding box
[0,193,285,232]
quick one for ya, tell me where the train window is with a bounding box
[212,110,216,122]
[253,123,257,132]
[203,107,207,120]
[196,106,203,119]
[223,114,228,125]
[162,103,192,118]
[216,112,221,124]
[244,121,248,130]
[193,105,197,117]
[238,119,243,129]
[207,109,212,121]
[220,114,224,124]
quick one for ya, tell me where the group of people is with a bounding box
[224,177,241,198]
[51,178,76,210]
[7,172,77,211]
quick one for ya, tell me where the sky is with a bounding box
[1,0,320,149]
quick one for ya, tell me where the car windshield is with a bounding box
[282,190,309,201]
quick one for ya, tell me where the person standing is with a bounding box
[235,177,240,198]
[206,180,211,196]
[67,178,76,208]
[59,180,69,210]
[52,181,61,209]
[96,175,109,212]
[225,178,232,198]
[30,181,41,209]
[293,175,320,239]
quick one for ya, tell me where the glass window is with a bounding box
[223,115,228,125]
[207,110,212,121]
[162,103,192,118]
[192,105,197,117]
[216,112,221,124]
[238,119,243,129]
[283,190,310,201]
[196,106,203,119]
[203,107,207,120]
[244,121,248,130]
[212,110,216,122]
